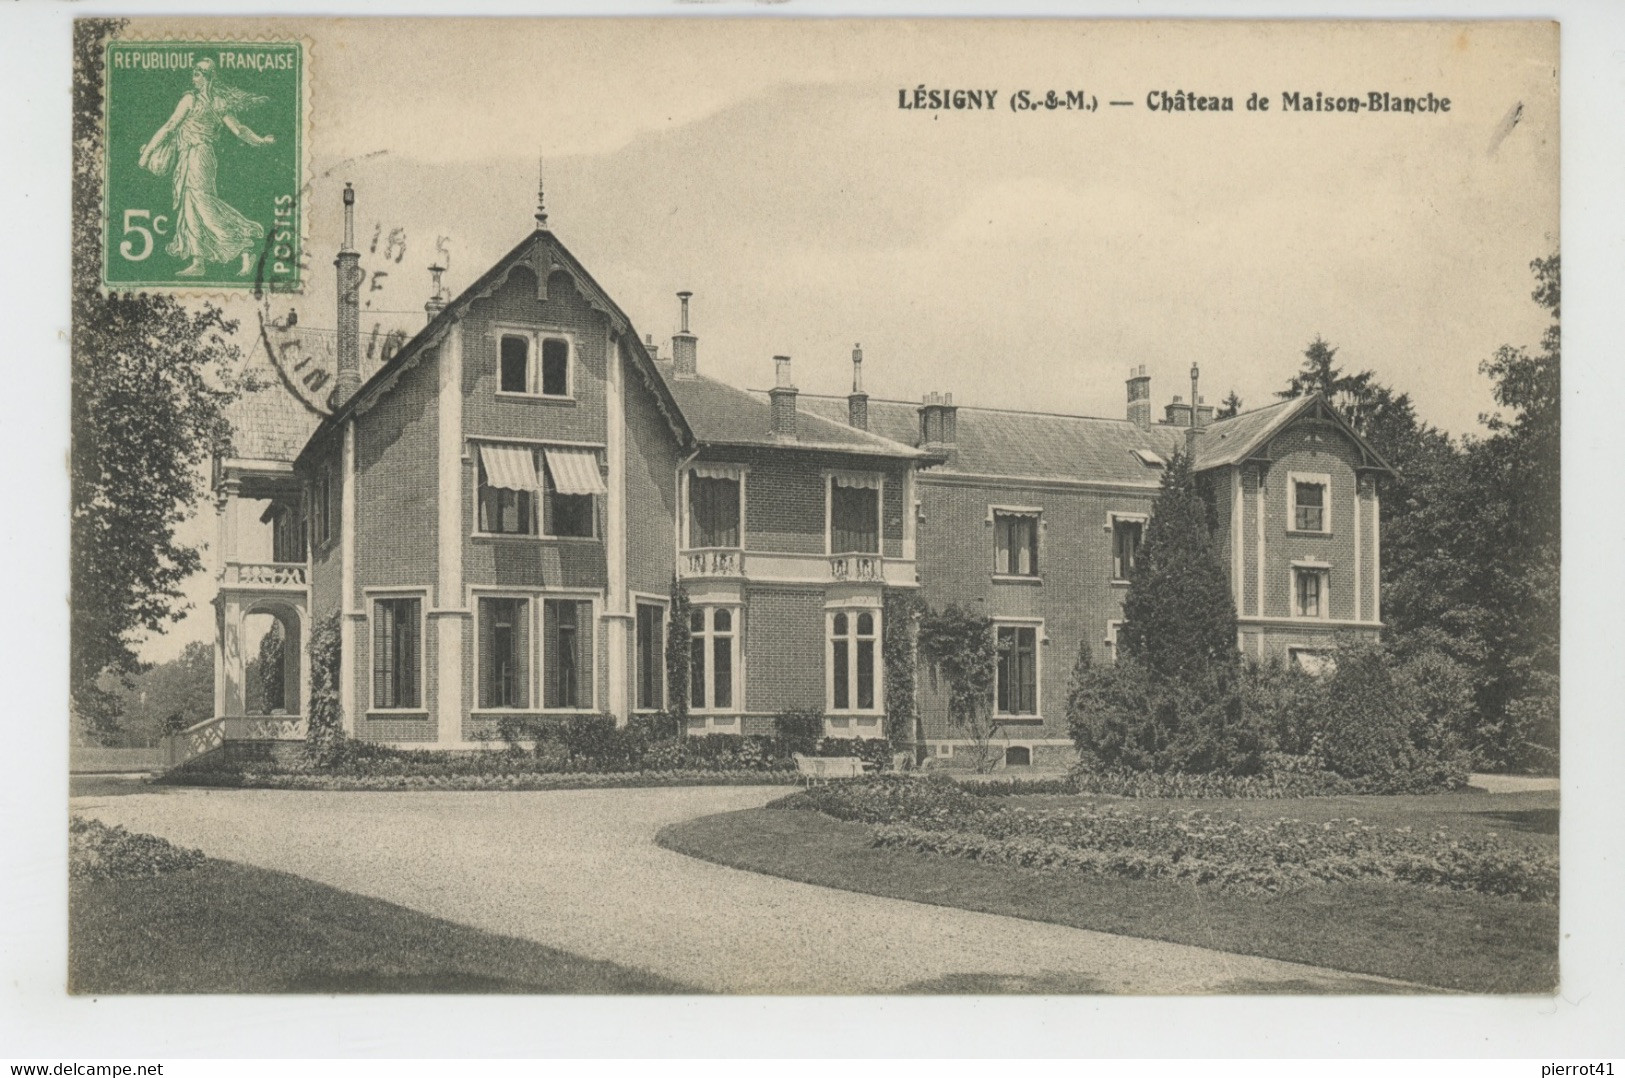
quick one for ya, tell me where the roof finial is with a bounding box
[534,152,549,229]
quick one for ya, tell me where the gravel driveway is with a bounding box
[72,785,1416,994]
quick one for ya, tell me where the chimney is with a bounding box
[1126,364,1151,429]
[919,391,958,461]
[671,291,697,377]
[644,333,660,361]
[333,182,362,405]
[848,344,869,430]
[769,355,798,440]
[1163,395,1193,427]
[1185,361,1206,456]
[424,263,447,323]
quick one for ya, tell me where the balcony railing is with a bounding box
[681,548,746,578]
[829,554,884,582]
[678,548,904,586]
[222,561,307,587]
[162,715,309,768]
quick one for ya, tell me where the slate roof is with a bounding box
[225,351,324,463]
[798,395,1184,486]
[796,392,1394,484]
[654,364,932,459]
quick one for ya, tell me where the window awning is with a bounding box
[691,462,743,482]
[543,447,607,496]
[830,471,882,490]
[479,443,540,493]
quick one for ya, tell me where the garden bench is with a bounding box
[793,753,867,784]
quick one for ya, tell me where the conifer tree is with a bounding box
[1115,451,1238,681]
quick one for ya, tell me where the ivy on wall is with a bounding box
[882,588,925,755]
[665,577,692,729]
[306,611,344,762]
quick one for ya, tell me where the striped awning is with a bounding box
[543,447,607,496]
[478,443,540,493]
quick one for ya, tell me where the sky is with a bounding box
[133,17,1559,662]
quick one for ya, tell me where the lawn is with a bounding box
[657,790,1559,994]
[70,857,693,994]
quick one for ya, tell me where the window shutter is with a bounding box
[374,602,390,708]
[574,600,593,709]
[514,599,530,709]
[478,599,495,708]
[543,600,562,709]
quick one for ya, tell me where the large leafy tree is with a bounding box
[1116,450,1239,681]
[1383,257,1559,769]
[71,19,244,741]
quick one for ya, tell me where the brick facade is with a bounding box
[223,223,1390,760]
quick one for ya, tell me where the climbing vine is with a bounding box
[665,577,692,730]
[306,610,344,763]
[882,588,925,756]
[918,603,1000,772]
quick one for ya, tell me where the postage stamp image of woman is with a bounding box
[103,41,303,291]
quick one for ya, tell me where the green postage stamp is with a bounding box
[102,40,304,292]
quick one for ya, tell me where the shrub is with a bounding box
[813,736,892,771]
[773,708,824,754]
[70,816,205,880]
[1068,659,1268,776]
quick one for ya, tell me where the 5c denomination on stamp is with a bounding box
[103,40,304,292]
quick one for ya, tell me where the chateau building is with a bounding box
[201,186,1394,768]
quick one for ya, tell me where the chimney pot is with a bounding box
[671,292,698,377]
[333,182,362,405]
[848,344,869,430]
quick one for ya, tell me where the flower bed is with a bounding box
[70,816,205,881]
[772,777,1557,903]
[161,767,801,792]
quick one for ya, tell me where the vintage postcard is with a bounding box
[66,16,1560,1003]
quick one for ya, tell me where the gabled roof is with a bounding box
[798,396,1183,486]
[653,365,932,460]
[225,349,324,464]
[298,228,692,466]
[1192,394,1397,475]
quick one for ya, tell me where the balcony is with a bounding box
[222,561,308,589]
[681,548,746,579]
[828,554,884,583]
[678,549,911,587]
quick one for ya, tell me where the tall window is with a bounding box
[1294,567,1328,618]
[543,599,594,709]
[689,606,736,711]
[635,602,666,711]
[478,597,530,709]
[830,477,880,554]
[1112,517,1144,581]
[499,335,529,393]
[478,447,536,535]
[995,624,1038,716]
[372,597,422,710]
[542,456,595,538]
[312,468,332,547]
[540,338,570,396]
[1294,481,1325,531]
[830,610,878,712]
[688,473,741,548]
[271,504,305,563]
[994,512,1039,576]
